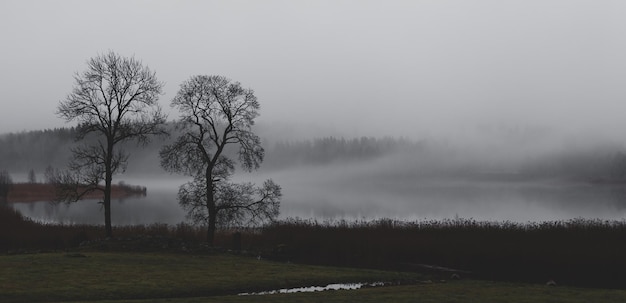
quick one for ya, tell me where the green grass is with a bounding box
[2,252,626,303]
[0,252,419,302]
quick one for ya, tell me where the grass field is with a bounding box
[1,252,626,303]
[0,252,419,302]
[3,205,626,289]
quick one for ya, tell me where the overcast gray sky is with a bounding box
[2,0,626,140]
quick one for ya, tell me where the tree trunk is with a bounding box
[206,167,217,245]
[104,177,112,238]
[206,191,217,245]
[104,142,114,238]
[207,209,217,245]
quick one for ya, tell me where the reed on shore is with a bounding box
[2,206,625,288]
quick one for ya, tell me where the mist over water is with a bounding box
[250,161,626,222]
[6,119,626,225]
[10,176,188,225]
[11,150,626,226]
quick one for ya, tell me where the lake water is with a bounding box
[10,167,626,225]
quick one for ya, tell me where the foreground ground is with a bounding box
[1,252,625,303]
[3,203,626,288]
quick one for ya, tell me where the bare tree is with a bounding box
[57,51,167,237]
[0,170,12,205]
[28,169,36,184]
[160,75,281,245]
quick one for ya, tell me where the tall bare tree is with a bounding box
[160,75,281,245]
[57,51,166,237]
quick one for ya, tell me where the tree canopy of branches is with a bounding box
[56,51,167,237]
[160,75,281,245]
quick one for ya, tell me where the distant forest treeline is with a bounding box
[2,127,626,182]
[263,136,420,169]
[0,128,76,171]
[0,127,418,174]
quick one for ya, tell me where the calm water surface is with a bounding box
[10,169,626,225]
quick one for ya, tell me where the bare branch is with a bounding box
[161,75,280,243]
[55,51,167,237]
